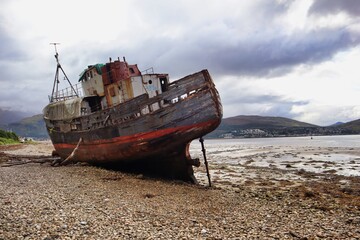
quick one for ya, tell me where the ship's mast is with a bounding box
[50,43,79,102]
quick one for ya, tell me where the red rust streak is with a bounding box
[54,120,218,150]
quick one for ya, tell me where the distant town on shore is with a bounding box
[206,115,360,139]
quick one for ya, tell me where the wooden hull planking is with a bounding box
[44,70,222,182]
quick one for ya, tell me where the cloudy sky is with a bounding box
[0,0,359,126]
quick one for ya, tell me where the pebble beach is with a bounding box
[0,141,359,239]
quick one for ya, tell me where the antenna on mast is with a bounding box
[50,42,60,54]
[50,43,60,64]
[49,43,79,102]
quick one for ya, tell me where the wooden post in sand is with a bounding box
[199,137,211,187]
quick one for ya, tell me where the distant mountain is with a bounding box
[5,114,48,139]
[328,122,345,127]
[205,115,360,138]
[0,108,31,125]
[340,119,360,131]
[222,115,318,129]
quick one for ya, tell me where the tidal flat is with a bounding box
[0,137,359,239]
[191,135,360,190]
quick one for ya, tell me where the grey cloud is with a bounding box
[115,1,359,78]
[0,107,31,124]
[0,18,25,61]
[120,26,359,79]
[309,0,360,16]
[61,1,296,78]
[51,1,359,80]
[225,98,309,120]
[220,85,309,119]
[215,28,358,77]
[0,33,23,60]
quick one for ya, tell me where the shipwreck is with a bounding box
[43,47,222,182]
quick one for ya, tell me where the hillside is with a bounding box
[339,119,360,131]
[6,114,48,139]
[222,115,318,129]
[206,115,358,138]
[0,108,30,125]
[0,128,19,144]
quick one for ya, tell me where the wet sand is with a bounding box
[191,141,360,191]
[0,141,359,239]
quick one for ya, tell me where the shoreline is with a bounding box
[0,142,359,239]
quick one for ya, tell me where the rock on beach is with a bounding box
[0,142,359,239]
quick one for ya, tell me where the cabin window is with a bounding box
[90,71,93,78]
[129,68,135,74]
[81,107,87,115]
[141,106,150,115]
[150,102,160,111]
[148,80,153,84]
[171,97,179,103]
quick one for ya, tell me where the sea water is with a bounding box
[193,134,360,148]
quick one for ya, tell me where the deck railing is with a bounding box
[141,67,154,74]
[50,83,83,102]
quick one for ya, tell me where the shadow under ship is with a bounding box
[43,52,222,182]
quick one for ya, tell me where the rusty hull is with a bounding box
[44,70,222,182]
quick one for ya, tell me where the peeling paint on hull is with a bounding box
[54,120,219,161]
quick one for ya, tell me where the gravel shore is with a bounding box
[0,142,359,239]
